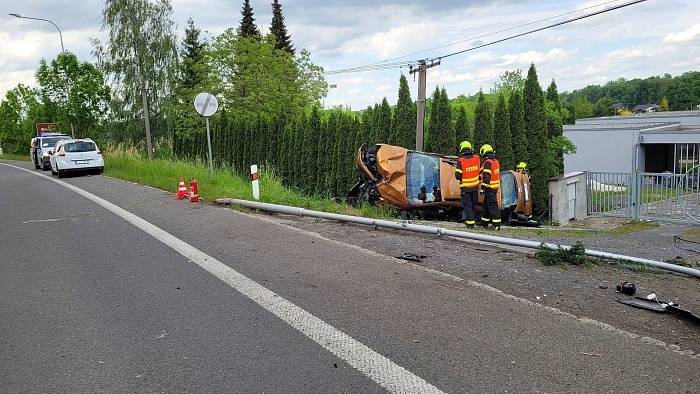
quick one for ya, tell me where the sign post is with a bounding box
[193,92,219,174]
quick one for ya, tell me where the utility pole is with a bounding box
[142,83,153,159]
[409,59,440,151]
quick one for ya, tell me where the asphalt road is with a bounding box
[0,160,697,393]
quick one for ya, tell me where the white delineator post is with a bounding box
[250,164,260,200]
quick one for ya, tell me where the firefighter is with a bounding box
[454,141,480,228]
[479,144,501,229]
[515,161,532,219]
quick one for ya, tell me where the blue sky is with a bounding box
[1,0,699,108]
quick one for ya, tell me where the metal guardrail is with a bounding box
[216,198,700,278]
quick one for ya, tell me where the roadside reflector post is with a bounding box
[250,164,260,200]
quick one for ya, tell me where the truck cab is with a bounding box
[31,133,71,170]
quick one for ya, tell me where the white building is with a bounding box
[564,111,700,175]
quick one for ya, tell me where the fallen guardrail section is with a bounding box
[215,198,700,279]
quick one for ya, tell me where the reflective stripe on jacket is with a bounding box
[456,155,481,189]
[480,157,500,189]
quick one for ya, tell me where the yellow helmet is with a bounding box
[459,140,472,151]
[517,161,527,170]
[479,144,494,156]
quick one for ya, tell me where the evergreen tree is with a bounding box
[523,63,549,213]
[324,111,338,196]
[546,79,562,112]
[473,91,494,152]
[493,93,514,169]
[376,98,392,144]
[370,103,381,143]
[393,74,416,149]
[545,79,564,176]
[335,113,348,194]
[180,17,205,91]
[305,106,322,194]
[361,106,373,147]
[238,0,261,38]
[425,87,454,154]
[270,0,294,54]
[440,88,455,153]
[455,106,470,145]
[425,87,440,151]
[509,91,528,164]
[291,114,306,190]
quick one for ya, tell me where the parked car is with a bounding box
[49,139,104,177]
[30,133,71,170]
[347,144,535,225]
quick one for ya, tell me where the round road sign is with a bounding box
[194,92,219,117]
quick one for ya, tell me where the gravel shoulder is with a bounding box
[249,212,700,353]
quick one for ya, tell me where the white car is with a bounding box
[49,139,104,178]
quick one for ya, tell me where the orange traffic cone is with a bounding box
[176,177,189,200]
[189,178,199,202]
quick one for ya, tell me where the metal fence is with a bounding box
[586,169,700,224]
[586,172,633,217]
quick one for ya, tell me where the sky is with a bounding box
[0,0,699,109]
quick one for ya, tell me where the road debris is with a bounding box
[396,253,427,262]
[616,281,636,295]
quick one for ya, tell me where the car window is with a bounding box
[65,141,97,153]
[41,137,69,148]
[406,152,441,203]
[500,172,518,208]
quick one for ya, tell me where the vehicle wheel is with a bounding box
[42,162,51,171]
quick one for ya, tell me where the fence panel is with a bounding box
[586,172,632,217]
[639,171,699,223]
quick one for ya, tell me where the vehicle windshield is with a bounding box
[406,152,441,204]
[41,137,69,148]
[65,141,97,153]
[500,172,518,208]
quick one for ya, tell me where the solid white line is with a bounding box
[0,163,444,394]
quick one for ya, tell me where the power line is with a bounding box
[346,0,627,70]
[325,60,415,75]
[434,0,647,61]
[324,0,646,75]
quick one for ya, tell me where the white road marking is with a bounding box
[0,163,444,393]
[22,217,70,224]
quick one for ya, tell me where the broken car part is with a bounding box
[616,281,637,295]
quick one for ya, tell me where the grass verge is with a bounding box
[0,153,30,162]
[104,152,397,219]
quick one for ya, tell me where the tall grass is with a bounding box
[0,153,30,162]
[103,150,396,219]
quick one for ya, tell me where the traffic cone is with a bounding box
[176,177,189,200]
[189,178,199,203]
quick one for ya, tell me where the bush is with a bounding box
[535,241,592,266]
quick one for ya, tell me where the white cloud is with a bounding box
[499,48,572,66]
[664,23,700,43]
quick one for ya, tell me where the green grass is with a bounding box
[104,152,397,219]
[0,153,30,162]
